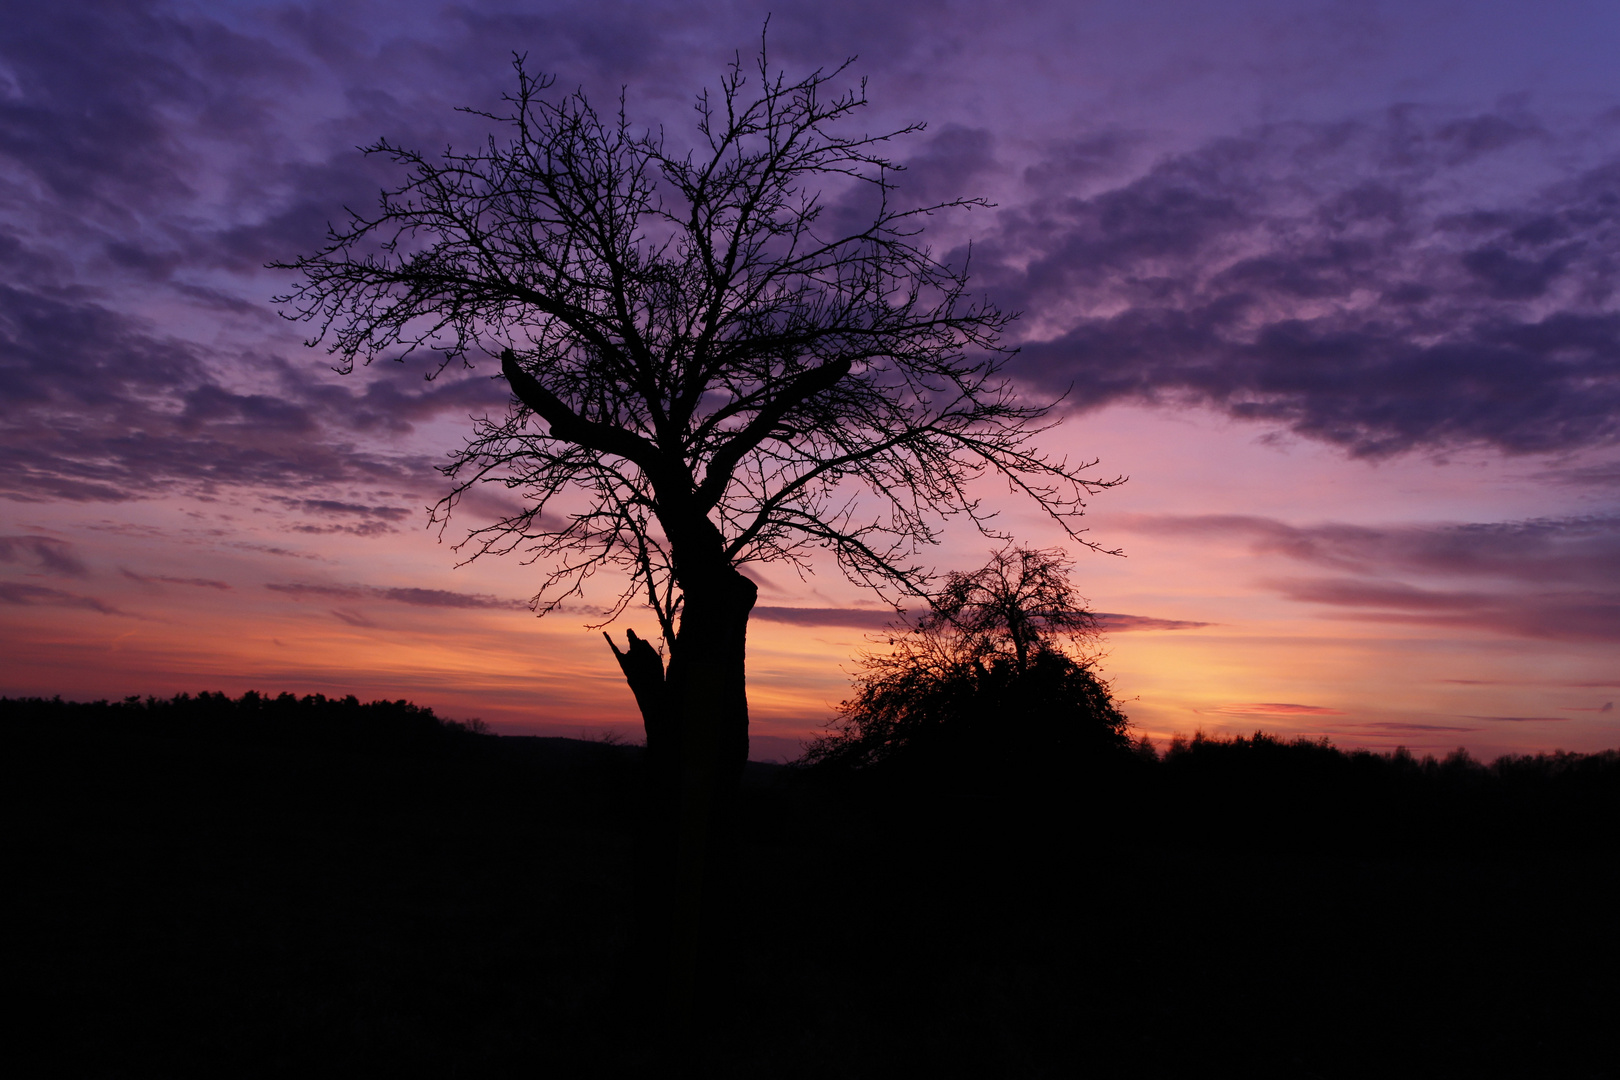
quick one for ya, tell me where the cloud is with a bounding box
[272,495,419,537]
[752,606,898,629]
[986,108,1620,458]
[288,521,398,537]
[0,284,203,422]
[1123,510,1620,643]
[1209,702,1345,716]
[1534,460,1620,488]
[266,583,363,600]
[1355,722,1480,733]
[1463,715,1570,723]
[1445,679,1620,689]
[0,4,521,513]
[0,5,249,208]
[120,569,231,590]
[1126,511,1620,587]
[16,4,1617,537]
[266,582,525,609]
[273,498,413,521]
[0,582,122,614]
[892,124,999,208]
[1268,576,1620,642]
[229,542,327,561]
[0,284,445,505]
[1265,578,1493,612]
[330,608,377,628]
[0,534,87,576]
[1021,130,1144,194]
[373,586,524,609]
[1094,612,1212,631]
[291,368,510,437]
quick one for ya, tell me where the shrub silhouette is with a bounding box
[802,546,1131,804]
[804,648,1129,778]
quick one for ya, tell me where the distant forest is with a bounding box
[9,689,1619,852]
[8,688,1620,1076]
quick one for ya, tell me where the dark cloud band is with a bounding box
[983,110,1620,457]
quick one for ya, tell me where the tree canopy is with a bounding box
[273,50,1119,639]
[804,546,1131,775]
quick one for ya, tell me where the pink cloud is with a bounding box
[1209,703,1345,716]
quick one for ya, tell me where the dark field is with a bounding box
[5,694,1619,1078]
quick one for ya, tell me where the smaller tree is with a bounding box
[803,545,1130,776]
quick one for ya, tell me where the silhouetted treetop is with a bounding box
[926,543,1100,672]
[804,546,1129,775]
[273,52,1119,633]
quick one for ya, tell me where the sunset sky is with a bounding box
[3,1,1618,761]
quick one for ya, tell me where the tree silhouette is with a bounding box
[804,545,1129,776]
[928,542,1101,673]
[273,45,1119,999]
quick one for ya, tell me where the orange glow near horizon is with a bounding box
[5,404,1617,763]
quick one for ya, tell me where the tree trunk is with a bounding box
[604,627,680,987]
[605,566,757,1013]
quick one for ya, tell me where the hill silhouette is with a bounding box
[5,692,1620,1077]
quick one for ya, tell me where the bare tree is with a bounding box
[274,45,1120,995]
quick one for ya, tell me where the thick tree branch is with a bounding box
[500,349,660,472]
[693,356,852,511]
[276,47,1119,641]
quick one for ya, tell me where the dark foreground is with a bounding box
[5,695,1619,1078]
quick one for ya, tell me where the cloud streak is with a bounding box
[1210,702,1344,716]
[0,582,122,614]
[1124,512,1620,642]
[0,534,87,576]
[120,569,231,590]
[751,607,898,630]
[751,606,1210,632]
[265,582,526,610]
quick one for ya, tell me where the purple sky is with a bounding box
[3,1,1618,760]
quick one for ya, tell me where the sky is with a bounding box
[2,0,1618,761]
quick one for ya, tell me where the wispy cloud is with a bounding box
[1273,580,1620,643]
[1094,613,1212,631]
[1266,578,1493,611]
[752,607,899,630]
[266,582,526,609]
[1209,702,1344,716]
[121,569,231,590]
[0,582,123,614]
[1121,512,1620,584]
[0,534,87,576]
[1123,512,1620,642]
[1356,722,1480,733]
